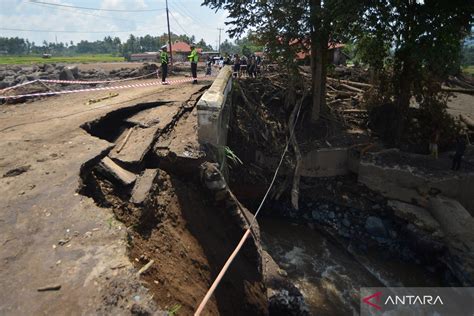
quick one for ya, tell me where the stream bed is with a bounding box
[260,217,445,315]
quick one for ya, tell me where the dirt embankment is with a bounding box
[79,86,268,315]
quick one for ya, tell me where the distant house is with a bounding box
[295,42,348,65]
[162,41,203,62]
[130,52,159,62]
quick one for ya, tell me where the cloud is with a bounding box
[1,0,231,48]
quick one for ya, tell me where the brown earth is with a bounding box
[0,76,215,315]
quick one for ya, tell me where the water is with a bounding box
[260,217,444,315]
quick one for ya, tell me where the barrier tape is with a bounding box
[0,71,159,94]
[0,80,39,93]
[39,70,159,85]
[0,76,212,100]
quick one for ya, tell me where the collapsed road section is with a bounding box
[79,68,269,315]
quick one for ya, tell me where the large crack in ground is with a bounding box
[77,87,269,315]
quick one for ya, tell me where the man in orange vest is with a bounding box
[188,44,199,84]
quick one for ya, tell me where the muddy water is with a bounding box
[260,217,444,316]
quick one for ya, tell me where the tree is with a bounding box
[203,0,363,122]
[355,0,472,144]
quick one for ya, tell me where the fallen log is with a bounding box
[339,83,364,93]
[342,109,367,113]
[460,114,474,129]
[327,77,373,89]
[289,92,306,210]
[441,86,474,94]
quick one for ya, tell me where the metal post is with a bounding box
[217,27,223,55]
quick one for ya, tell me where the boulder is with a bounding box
[365,216,387,238]
[59,67,75,81]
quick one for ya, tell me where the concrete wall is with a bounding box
[300,148,349,177]
[358,156,474,215]
[197,66,233,147]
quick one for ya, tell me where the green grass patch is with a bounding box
[462,65,474,76]
[0,54,124,65]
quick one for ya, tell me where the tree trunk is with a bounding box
[310,0,328,123]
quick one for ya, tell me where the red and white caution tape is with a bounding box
[39,70,159,85]
[0,71,159,93]
[0,76,211,100]
[0,80,39,93]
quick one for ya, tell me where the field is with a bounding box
[0,54,124,65]
[463,65,474,76]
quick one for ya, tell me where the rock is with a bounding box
[67,65,79,76]
[311,210,320,220]
[59,67,75,80]
[365,216,388,238]
[342,218,351,227]
[328,211,335,219]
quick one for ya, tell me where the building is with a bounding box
[129,52,159,62]
[162,41,203,62]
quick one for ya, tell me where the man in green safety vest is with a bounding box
[161,47,169,84]
[188,44,199,84]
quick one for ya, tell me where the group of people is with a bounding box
[231,54,262,78]
[160,44,199,85]
[160,46,263,84]
[429,129,468,171]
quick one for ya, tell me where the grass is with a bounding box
[0,54,124,65]
[462,65,474,76]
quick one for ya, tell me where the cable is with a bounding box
[169,10,192,38]
[29,2,142,23]
[0,27,154,34]
[194,82,305,315]
[29,0,165,12]
[170,2,215,30]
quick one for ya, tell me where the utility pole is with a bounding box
[217,27,223,55]
[166,0,173,68]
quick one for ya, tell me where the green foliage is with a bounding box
[0,32,215,59]
[224,146,243,166]
[0,54,123,65]
[167,304,181,316]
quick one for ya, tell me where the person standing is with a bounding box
[452,134,467,171]
[233,54,241,78]
[206,56,212,76]
[160,47,169,84]
[188,44,199,84]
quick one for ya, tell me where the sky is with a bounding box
[0,0,230,49]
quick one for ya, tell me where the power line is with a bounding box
[169,10,192,38]
[169,2,215,30]
[0,27,154,34]
[29,2,142,23]
[29,0,165,12]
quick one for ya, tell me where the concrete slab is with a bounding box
[126,103,177,128]
[387,200,441,233]
[109,125,159,164]
[98,156,136,186]
[428,196,474,285]
[131,168,159,204]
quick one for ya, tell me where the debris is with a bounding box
[37,284,61,292]
[116,126,136,153]
[131,169,159,204]
[58,238,70,246]
[86,92,119,105]
[136,259,154,276]
[97,156,136,186]
[3,165,30,178]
